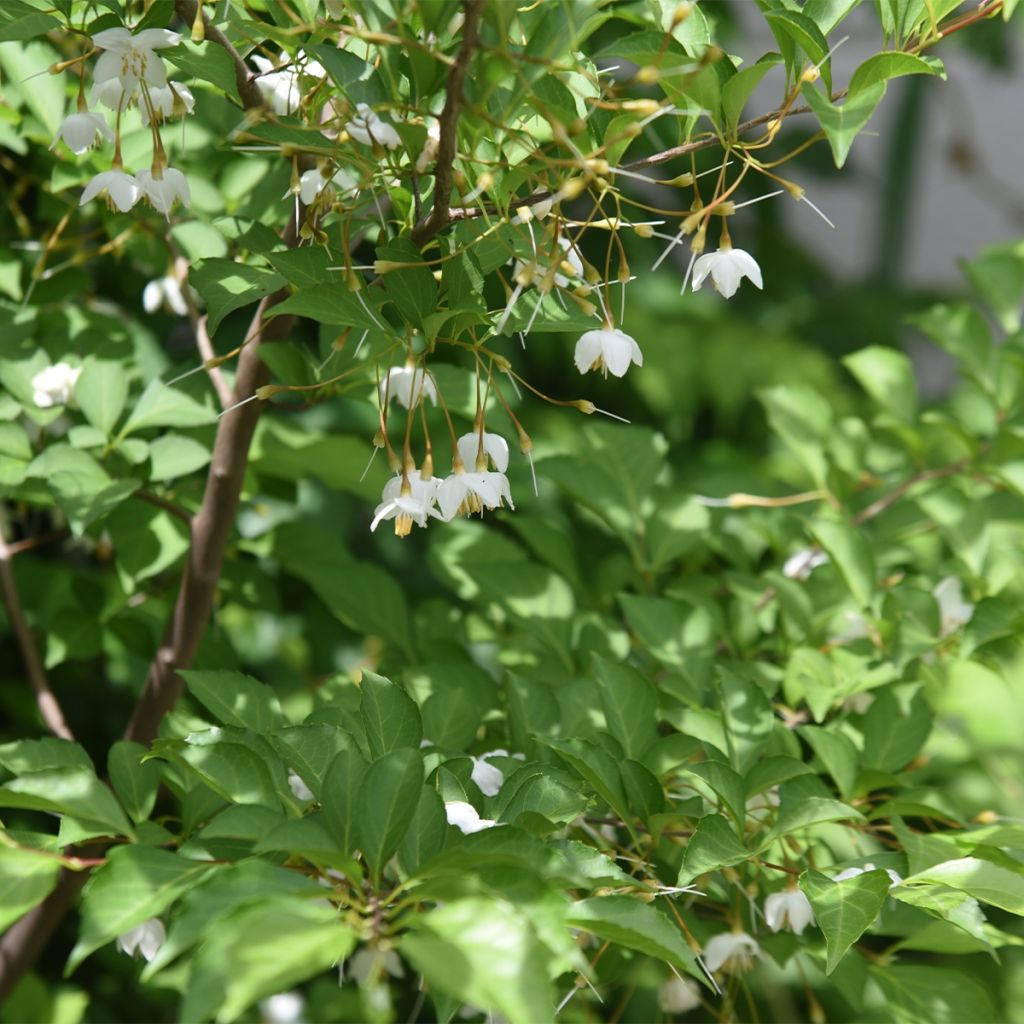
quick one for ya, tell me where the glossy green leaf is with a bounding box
[355,748,423,883]
[108,741,162,824]
[0,844,61,931]
[800,81,886,167]
[800,868,891,972]
[678,813,750,883]
[180,670,285,733]
[359,671,422,758]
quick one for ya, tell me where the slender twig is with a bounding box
[0,513,73,741]
[132,490,193,526]
[172,0,263,109]
[410,0,483,247]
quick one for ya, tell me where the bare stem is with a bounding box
[410,0,483,247]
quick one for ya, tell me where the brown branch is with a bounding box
[0,516,74,742]
[132,490,193,526]
[410,0,483,247]
[172,0,264,110]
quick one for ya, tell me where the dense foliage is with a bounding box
[2,0,1024,1021]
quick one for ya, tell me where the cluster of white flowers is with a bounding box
[52,28,193,215]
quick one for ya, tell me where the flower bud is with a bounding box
[256,384,285,400]
[517,428,533,454]
[635,65,660,85]
[634,224,655,238]
[559,177,586,201]
[801,65,821,84]
[621,99,661,116]
[574,400,596,415]
[665,172,694,187]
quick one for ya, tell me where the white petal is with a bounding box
[601,329,636,378]
[370,499,399,532]
[711,256,743,299]
[690,253,714,291]
[91,28,133,52]
[470,758,504,797]
[729,248,763,289]
[92,50,124,86]
[456,432,509,473]
[436,475,468,521]
[142,280,163,313]
[574,330,604,374]
[133,28,181,49]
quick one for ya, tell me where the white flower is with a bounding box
[116,918,166,962]
[347,103,401,149]
[437,469,514,521]
[298,166,358,206]
[50,112,114,155]
[415,121,441,174]
[259,992,306,1024]
[31,362,81,408]
[252,54,301,115]
[370,470,441,537]
[444,800,498,834]
[91,28,180,106]
[659,976,701,1013]
[702,931,760,974]
[574,327,643,378]
[691,247,763,299]
[783,548,829,580]
[470,758,504,797]
[832,862,902,885]
[287,771,314,802]
[345,948,405,984]
[378,365,437,409]
[139,82,195,125]
[137,167,191,215]
[456,431,509,473]
[514,236,583,290]
[80,169,141,212]
[142,275,189,316]
[764,889,815,935]
[933,576,974,637]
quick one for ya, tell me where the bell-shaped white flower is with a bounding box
[783,547,830,580]
[258,992,305,1024]
[437,468,514,521]
[444,800,497,835]
[691,246,763,299]
[139,82,195,125]
[287,770,314,802]
[832,862,903,885]
[659,976,702,1014]
[346,948,405,984]
[764,888,815,935]
[470,755,504,797]
[80,169,141,212]
[456,431,509,474]
[91,28,179,103]
[415,121,441,174]
[378,365,437,409]
[116,917,166,962]
[251,54,300,114]
[370,470,441,537]
[574,327,643,378]
[702,931,760,974]
[298,166,358,206]
[142,275,189,316]
[514,236,583,290]
[346,103,401,149]
[51,112,114,155]
[137,167,191,215]
[933,576,974,637]
[31,362,81,409]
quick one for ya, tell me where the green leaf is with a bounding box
[798,725,858,799]
[181,898,356,1024]
[811,517,876,609]
[121,380,218,436]
[686,761,746,826]
[848,52,944,99]
[908,302,992,377]
[310,44,386,105]
[842,345,918,422]
[870,965,996,1023]
[895,856,1024,915]
[108,741,162,824]
[148,433,211,481]
[765,10,832,91]
[0,844,60,931]
[678,813,750,883]
[398,785,448,876]
[767,776,862,841]
[180,670,285,733]
[961,241,1024,332]
[178,736,281,807]
[75,358,128,437]
[759,385,832,487]
[860,687,932,773]
[0,738,93,774]
[68,846,212,973]
[593,657,657,759]
[189,259,285,336]
[566,895,704,981]
[0,767,133,838]
[800,81,886,168]
[270,283,388,331]
[722,55,783,133]
[401,898,555,1024]
[719,669,774,773]
[164,40,241,102]
[270,725,352,802]
[355,748,422,883]
[360,670,422,758]
[378,239,437,328]
[545,738,633,837]
[799,869,891,973]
